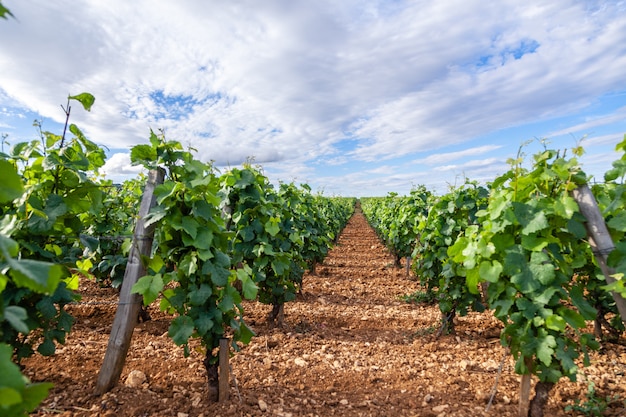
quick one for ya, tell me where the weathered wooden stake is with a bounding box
[218,338,230,402]
[405,256,411,277]
[95,168,164,395]
[519,373,531,417]
[572,184,626,327]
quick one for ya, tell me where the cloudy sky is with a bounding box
[1,0,625,196]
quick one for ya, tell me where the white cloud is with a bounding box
[101,152,144,183]
[1,0,625,195]
[548,107,626,137]
[414,145,503,165]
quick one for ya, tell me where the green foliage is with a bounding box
[218,166,304,317]
[68,93,95,112]
[0,161,61,415]
[361,186,432,266]
[450,144,599,383]
[0,1,14,20]
[218,166,352,323]
[400,290,437,305]
[0,96,107,361]
[564,381,622,416]
[412,180,489,332]
[0,343,53,417]
[130,132,256,360]
[87,177,143,288]
[599,135,626,300]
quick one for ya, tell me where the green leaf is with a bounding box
[534,286,560,305]
[237,267,258,299]
[0,387,22,408]
[188,284,212,305]
[0,160,24,203]
[194,312,214,336]
[204,262,230,286]
[529,251,555,286]
[536,333,556,366]
[20,382,54,412]
[465,268,480,294]
[479,260,503,283]
[264,217,280,237]
[130,144,157,166]
[545,314,566,331]
[218,291,235,312]
[3,306,29,334]
[37,338,56,356]
[557,307,586,329]
[0,344,26,390]
[78,236,99,256]
[608,211,626,232]
[0,3,15,20]
[181,216,199,239]
[570,284,597,320]
[553,195,578,219]
[7,259,64,294]
[168,315,194,346]
[68,92,95,112]
[0,234,19,258]
[36,297,57,320]
[179,253,198,276]
[521,234,549,252]
[513,202,549,235]
[238,322,255,344]
[566,218,588,239]
[604,167,621,182]
[131,274,164,305]
[144,205,167,228]
[148,255,165,274]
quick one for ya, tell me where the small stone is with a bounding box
[502,395,511,404]
[177,413,189,417]
[423,394,434,403]
[432,404,449,413]
[124,370,146,388]
[258,399,268,412]
[294,357,308,367]
[340,399,349,405]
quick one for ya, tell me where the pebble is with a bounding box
[432,404,449,413]
[124,370,146,388]
[258,398,268,411]
[294,357,308,367]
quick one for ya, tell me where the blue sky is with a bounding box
[1,0,625,196]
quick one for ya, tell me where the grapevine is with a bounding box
[130,132,257,400]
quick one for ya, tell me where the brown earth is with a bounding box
[25,209,626,417]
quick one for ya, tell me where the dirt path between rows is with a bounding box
[26,208,626,416]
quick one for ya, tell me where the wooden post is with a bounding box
[519,373,531,417]
[218,338,230,402]
[95,168,165,395]
[572,185,626,327]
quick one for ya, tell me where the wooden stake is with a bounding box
[218,338,230,402]
[519,373,531,417]
[94,169,164,395]
[572,185,626,327]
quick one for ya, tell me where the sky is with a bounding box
[1,0,626,197]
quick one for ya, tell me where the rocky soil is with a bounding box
[25,209,626,416]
